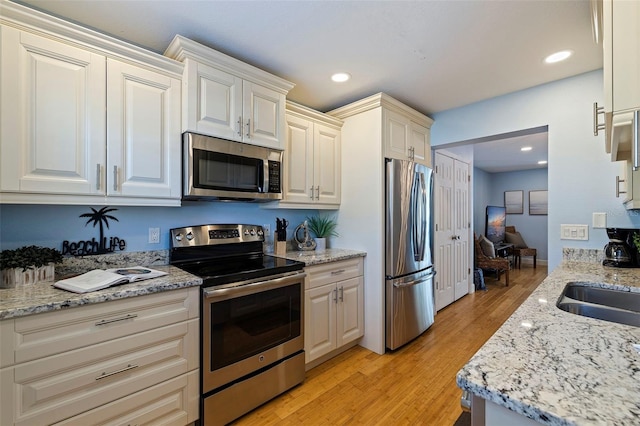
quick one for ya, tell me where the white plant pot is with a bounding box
[315,237,327,251]
[1,263,55,288]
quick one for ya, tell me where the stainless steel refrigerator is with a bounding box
[385,158,436,350]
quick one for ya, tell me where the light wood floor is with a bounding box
[233,264,548,426]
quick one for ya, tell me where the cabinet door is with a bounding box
[304,284,336,363]
[609,0,640,113]
[185,60,243,141]
[107,59,181,199]
[410,121,431,166]
[336,276,364,346]
[314,122,341,205]
[283,114,314,203]
[244,81,285,149]
[384,109,410,160]
[0,27,105,195]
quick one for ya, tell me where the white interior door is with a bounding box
[434,152,455,311]
[454,159,470,300]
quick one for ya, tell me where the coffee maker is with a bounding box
[603,228,640,267]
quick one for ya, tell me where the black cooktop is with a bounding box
[176,253,304,287]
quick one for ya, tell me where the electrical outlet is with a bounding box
[149,227,160,244]
[263,224,271,237]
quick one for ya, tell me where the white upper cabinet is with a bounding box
[165,35,294,150]
[0,3,183,206]
[106,59,181,200]
[0,28,106,197]
[601,0,640,162]
[382,101,433,166]
[278,102,342,208]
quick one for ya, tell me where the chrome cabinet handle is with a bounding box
[593,102,605,136]
[331,269,346,275]
[237,116,242,137]
[616,175,627,198]
[95,313,138,326]
[315,185,320,200]
[113,165,118,191]
[96,164,101,190]
[246,118,251,138]
[95,363,138,380]
[339,286,344,302]
[310,187,314,199]
[333,288,338,303]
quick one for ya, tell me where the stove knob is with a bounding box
[244,229,250,236]
[186,232,194,241]
[249,229,256,236]
[257,229,264,236]
[175,233,183,241]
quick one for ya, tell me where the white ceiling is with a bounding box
[11,0,599,171]
[472,131,548,173]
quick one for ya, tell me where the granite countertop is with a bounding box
[457,261,640,425]
[0,265,202,321]
[273,248,366,266]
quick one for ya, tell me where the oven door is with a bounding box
[202,271,305,393]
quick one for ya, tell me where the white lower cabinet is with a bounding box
[0,287,199,426]
[304,258,364,367]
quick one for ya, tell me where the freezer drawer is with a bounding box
[385,270,435,350]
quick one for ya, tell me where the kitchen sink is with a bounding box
[556,282,640,327]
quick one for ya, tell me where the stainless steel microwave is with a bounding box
[182,132,283,201]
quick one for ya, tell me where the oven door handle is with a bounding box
[203,271,306,300]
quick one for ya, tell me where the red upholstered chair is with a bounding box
[505,226,537,269]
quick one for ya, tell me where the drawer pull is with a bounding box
[95,313,138,326]
[95,363,138,380]
[331,269,346,275]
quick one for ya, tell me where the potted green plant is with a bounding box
[305,214,339,250]
[0,245,63,288]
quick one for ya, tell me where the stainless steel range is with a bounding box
[169,224,306,425]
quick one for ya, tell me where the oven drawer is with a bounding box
[305,258,363,289]
[0,320,198,426]
[1,288,198,367]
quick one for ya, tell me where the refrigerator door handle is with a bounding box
[411,170,427,261]
[392,270,436,288]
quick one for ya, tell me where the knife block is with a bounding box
[274,240,287,255]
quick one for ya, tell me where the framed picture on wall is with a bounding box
[504,190,523,214]
[529,190,548,215]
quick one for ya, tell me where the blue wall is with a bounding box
[431,69,639,270]
[0,203,318,253]
[473,168,548,261]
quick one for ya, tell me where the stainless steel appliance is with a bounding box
[169,224,305,425]
[603,227,639,267]
[182,132,283,201]
[385,158,436,350]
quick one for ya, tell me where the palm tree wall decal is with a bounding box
[80,207,119,254]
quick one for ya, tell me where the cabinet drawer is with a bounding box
[1,287,198,367]
[1,319,197,426]
[54,370,198,426]
[305,258,363,289]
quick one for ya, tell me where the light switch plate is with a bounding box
[560,224,589,240]
[592,212,607,228]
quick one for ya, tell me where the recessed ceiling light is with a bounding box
[331,72,351,83]
[521,146,532,152]
[544,50,573,64]
[538,160,548,165]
